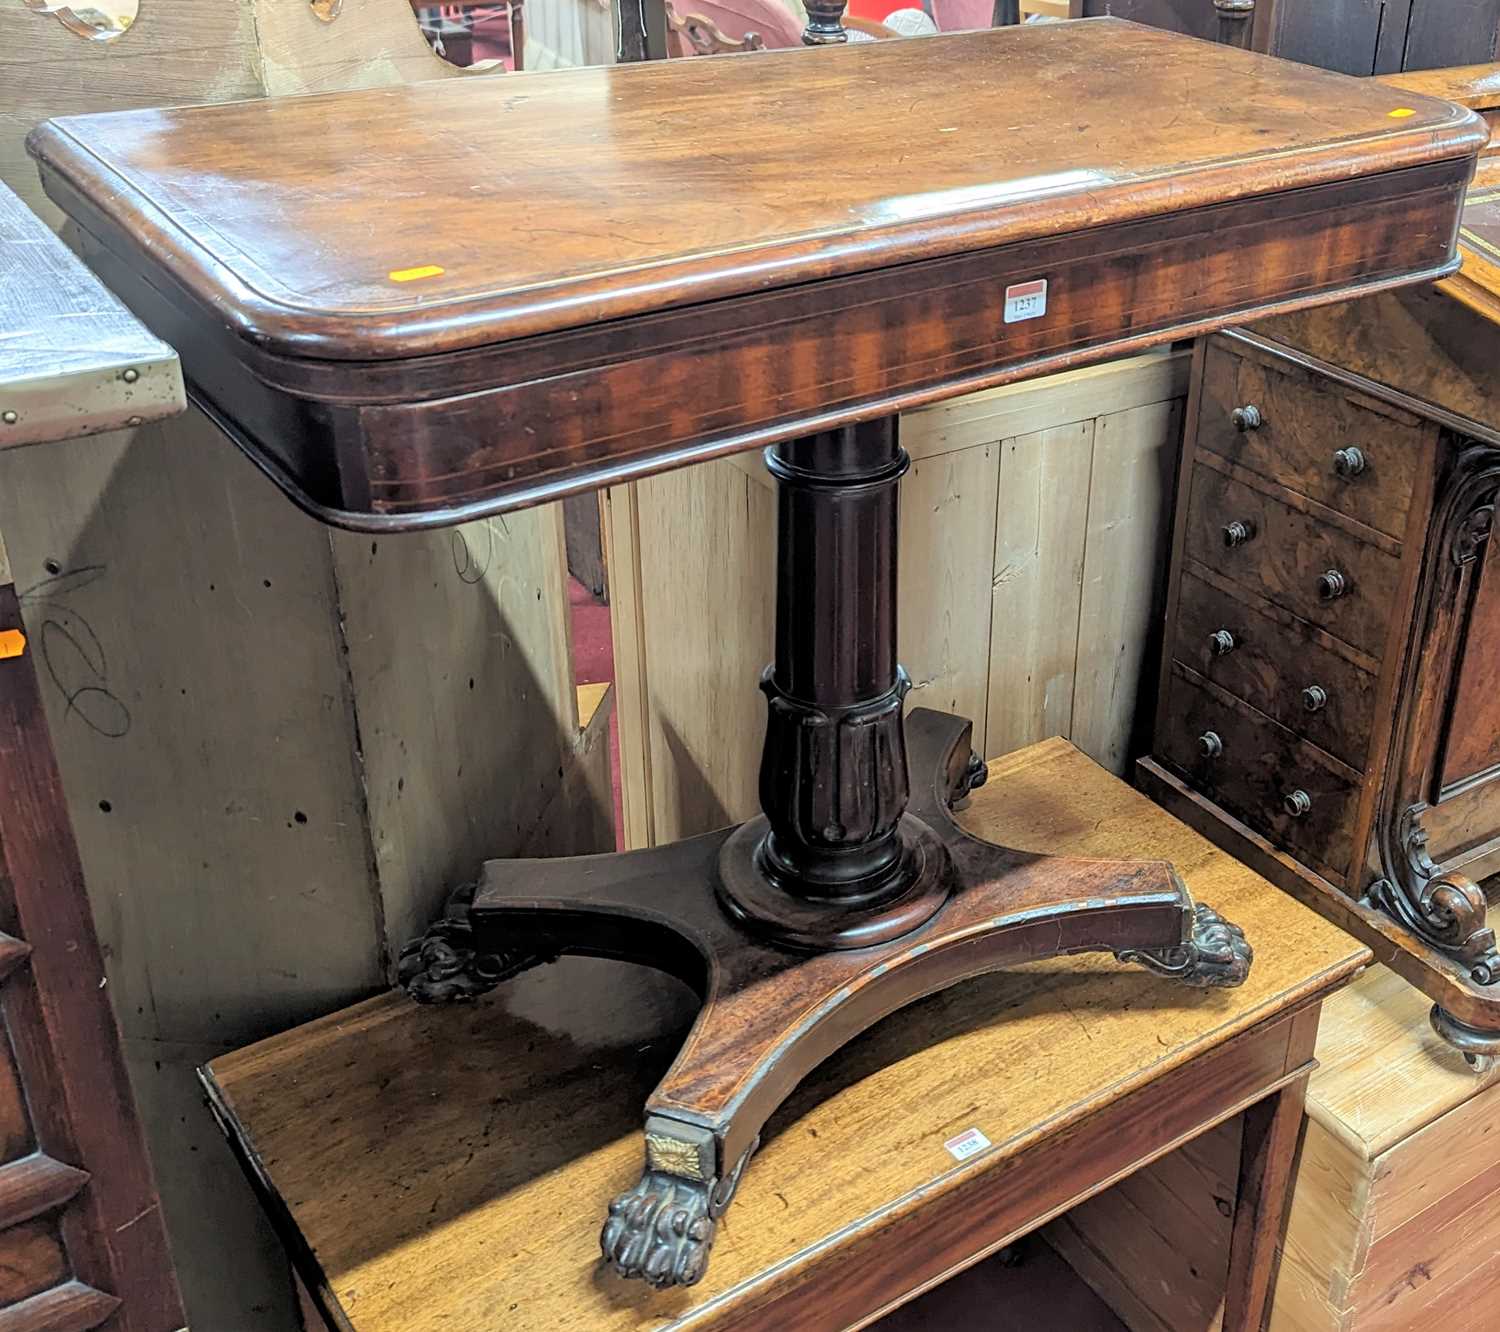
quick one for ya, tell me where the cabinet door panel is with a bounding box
[1401,0,1500,71]
[1438,527,1500,791]
[1076,0,1217,39]
[1273,0,1383,74]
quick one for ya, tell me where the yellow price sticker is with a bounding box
[388,264,446,283]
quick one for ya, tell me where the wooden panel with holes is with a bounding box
[1,8,598,1326]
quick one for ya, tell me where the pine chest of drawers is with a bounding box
[1140,320,1500,1062]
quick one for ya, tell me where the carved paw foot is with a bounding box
[948,750,989,808]
[601,1124,756,1288]
[1116,902,1253,989]
[601,1170,717,1288]
[397,882,546,1003]
[963,751,988,793]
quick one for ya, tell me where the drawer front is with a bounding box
[1196,338,1423,541]
[1184,464,1401,657]
[1173,571,1376,769]
[1160,667,1360,880]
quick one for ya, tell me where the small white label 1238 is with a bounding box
[943,1127,992,1162]
[1003,278,1047,324]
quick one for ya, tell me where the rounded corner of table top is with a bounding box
[24,21,1492,371]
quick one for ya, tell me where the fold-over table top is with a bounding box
[29,19,1481,360]
[26,19,1487,526]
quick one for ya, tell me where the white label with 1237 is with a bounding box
[1003,278,1048,324]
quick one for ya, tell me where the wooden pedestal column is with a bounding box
[400,416,1254,1289]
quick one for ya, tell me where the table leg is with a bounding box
[1222,1012,1316,1331]
[399,413,1254,1288]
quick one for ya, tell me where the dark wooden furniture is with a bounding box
[0,181,184,1331]
[1069,0,1267,48]
[1072,0,1500,73]
[1141,65,1500,1065]
[200,738,1370,1332]
[1268,0,1500,75]
[27,16,1482,1289]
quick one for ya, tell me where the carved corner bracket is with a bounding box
[1368,441,1500,987]
[1369,807,1500,984]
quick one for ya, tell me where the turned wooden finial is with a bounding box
[1213,0,1256,49]
[801,0,848,45]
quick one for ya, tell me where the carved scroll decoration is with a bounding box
[1370,441,1500,984]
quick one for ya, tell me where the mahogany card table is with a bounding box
[27,15,1484,1290]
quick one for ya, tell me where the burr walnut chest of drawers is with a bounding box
[1141,66,1500,1060]
[1141,282,1500,1061]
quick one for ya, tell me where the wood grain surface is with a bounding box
[1275,968,1500,1329]
[1254,157,1500,411]
[1195,336,1428,544]
[1182,462,1403,660]
[205,737,1367,1332]
[25,20,1484,524]
[1171,569,1379,771]
[27,21,1482,356]
[1380,60,1500,116]
[1159,665,1363,885]
[1043,963,1500,1331]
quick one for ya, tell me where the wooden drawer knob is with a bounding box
[1316,568,1348,600]
[1333,446,1367,477]
[1301,684,1328,712]
[1198,731,1224,758]
[1231,404,1263,432]
[1223,519,1256,548]
[1283,788,1313,817]
[1208,629,1236,656]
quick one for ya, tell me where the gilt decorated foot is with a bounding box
[601,1120,757,1288]
[397,881,551,1003]
[1115,902,1252,988]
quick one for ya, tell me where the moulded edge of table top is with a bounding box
[24,20,1489,360]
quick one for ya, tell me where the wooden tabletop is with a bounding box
[28,20,1483,360]
[0,179,183,449]
[26,19,1484,525]
[204,738,1367,1332]
[1380,61,1500,123]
